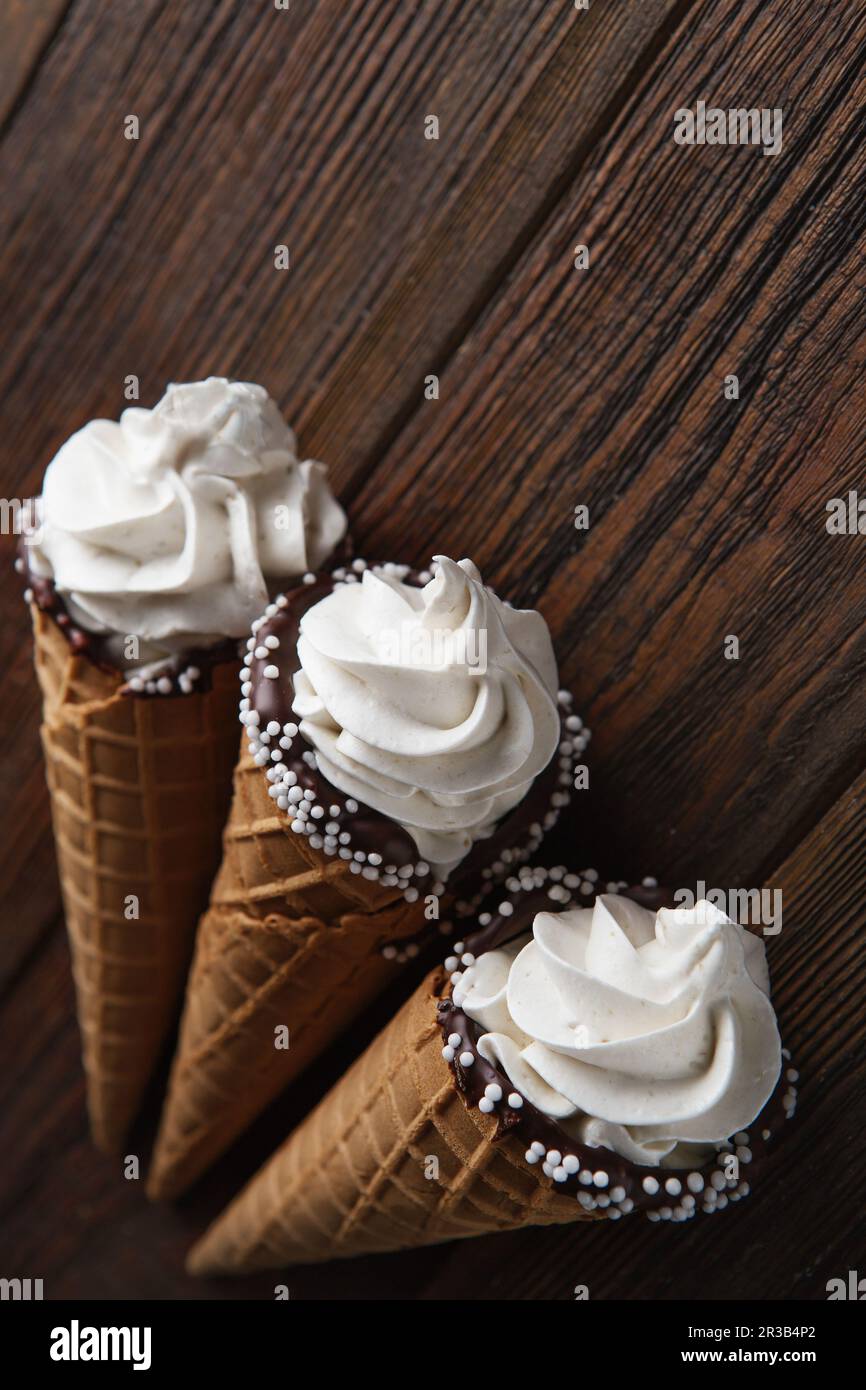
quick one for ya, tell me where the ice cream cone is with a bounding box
[146,736,426,1198]
[25,377,349,1155]
[151,556,586,1200]
[187,869,794,1273]
[32,604,241,1151]
[187,968,594,1274]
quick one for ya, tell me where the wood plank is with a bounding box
[350,0,866,889]
[423,770,866,1300]
[0,0,72,130]
[0,0,686,498]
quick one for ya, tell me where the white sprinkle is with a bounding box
[507,1093,523,1109]
[593,1170,609,1188]
[263,665,279,679]
[664,1177,682,1197]
[458,1051,474,1068]
[687,1173,704,1194]
[441,1045,455,1062]
[484,1083,502,1102]
[642,1176,659,1196]
[264,635,279,650]
[479,1097,494,1114]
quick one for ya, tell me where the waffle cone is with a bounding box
[147,737,425,1198]
[187,969,595,1274]
[31,605,240,1152]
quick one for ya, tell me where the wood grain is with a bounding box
[0,0,864,1302]
[0,0,72,131]
[352,0,866,889]
[0,0,686,495]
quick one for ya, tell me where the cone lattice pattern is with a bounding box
[147,738,422,1198]
[32,606,240,1151]
[188,971,595,1274]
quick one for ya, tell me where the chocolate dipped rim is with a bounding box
[435,867,798,1224]
[242,559,588,915]
[16,537,352,698]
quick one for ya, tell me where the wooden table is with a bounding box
[1,0,864,1301]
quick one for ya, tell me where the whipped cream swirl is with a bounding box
[455,896,781,1168]
[290,557,561,877]
[28,378,346,664]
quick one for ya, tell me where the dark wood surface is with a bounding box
[1,0,864,1301]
